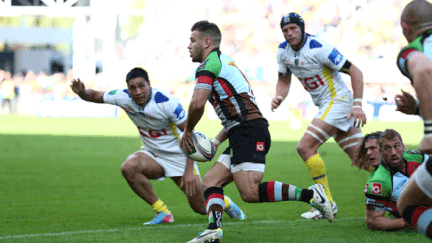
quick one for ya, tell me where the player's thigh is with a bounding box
[398,177,432,214]
[123,151,165,180]
[399,159,432,211]
[232,170,264,202]
[335,126,363,158]
[298,118,338,150]
[204,149,234,189]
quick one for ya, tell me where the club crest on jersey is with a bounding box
[256,142,265,152]
[371,182,382,195]
[197,59,209,71]
[328,48,343,65]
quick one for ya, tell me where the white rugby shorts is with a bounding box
[138,150,200,180]
[315,93,354,132]
[413,159,432,199]
[217,154,265,173]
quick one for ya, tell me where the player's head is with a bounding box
[280,12,305,50]
[378,129,406,169]
[354,131,383,171]
[188,20,222,63]
[126,67,151,106]
[401,0,432,43]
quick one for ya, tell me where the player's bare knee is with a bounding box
[296,143,307,156]
[121,158,139,178]
[297,143,315,159]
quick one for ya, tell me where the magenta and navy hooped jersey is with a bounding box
[103,88,187,154]
[277,34,351,107]
[194,48,265,131]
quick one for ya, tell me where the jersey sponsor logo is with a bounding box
[299,75,325,90]
[364,183,369,193]
[174,103,186,120]
[197,59,209,71]
[366,198,385,208]
[328,48,343,65]
[138,126,168,138]
[108,90,117,95]
[371,182,382,195]
[256,142,265,151]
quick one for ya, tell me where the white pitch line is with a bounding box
[0,217,362,240]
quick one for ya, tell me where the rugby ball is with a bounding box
[180,131,216,162]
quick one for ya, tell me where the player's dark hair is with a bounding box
[378,129,403,148]
[126,67,150,84]
[191,20,222,46]
[353,131,382,171]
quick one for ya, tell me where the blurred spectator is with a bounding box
[1,72,15,115]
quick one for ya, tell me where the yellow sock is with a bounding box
[151,199,170,214]
[305,154,334,204]
[224,196,230,209]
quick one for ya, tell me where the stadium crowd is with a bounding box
[0,0,416,117]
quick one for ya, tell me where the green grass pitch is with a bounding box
[0,116,429,242]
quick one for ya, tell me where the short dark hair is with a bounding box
[353,131,382,170]
[378,129,403,148]
[126,67,150,84]
[191,20,222,46]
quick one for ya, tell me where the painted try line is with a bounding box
[0,217,362,240]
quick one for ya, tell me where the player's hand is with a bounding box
[419,136,432,154]
[182,163,196,197]
[271,96,284,112]
[347,106,367,127]
[180,130,194,153]
[70,78,85,95]
[395,90,417,115]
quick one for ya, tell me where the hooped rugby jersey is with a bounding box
[365,150,430,216]
[277,34,351,107]
[195,48,265,131]
[103,88,187,155]
[397,29,432,80]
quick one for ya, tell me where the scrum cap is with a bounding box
[280,12,305,33]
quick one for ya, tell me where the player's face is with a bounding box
[380,137,406,168]
[282,24,302,48]
[365,138,381,167]
[188,30,205,63]
[127,77,151,106]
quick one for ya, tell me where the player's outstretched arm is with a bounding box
[408,52,432,153]
[180,89,212,153]
[70,78,104,103]
[346,64,366,127]
[408,52,432,121]
[271,73,291,112]
[365,207,408,231]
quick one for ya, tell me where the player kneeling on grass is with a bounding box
[70,67,246,225]
[357,129,429,231]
